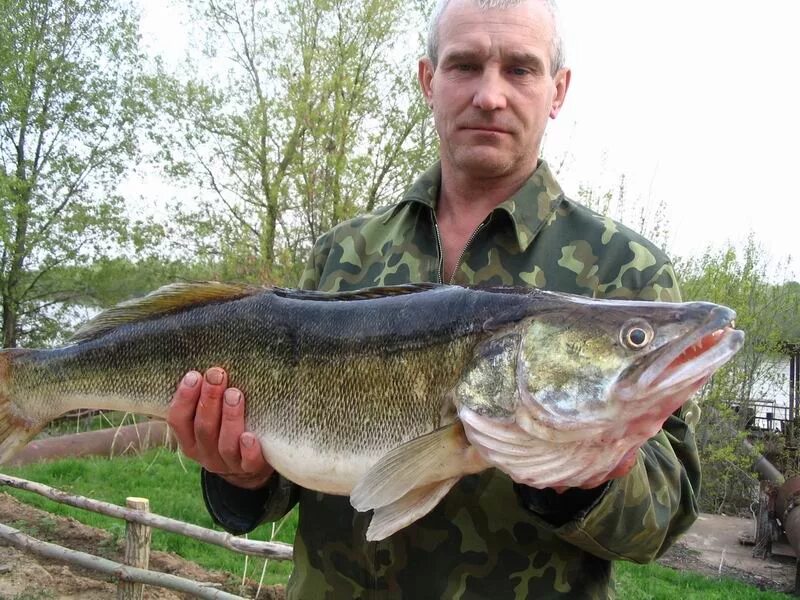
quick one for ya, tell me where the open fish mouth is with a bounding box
[617,305,745,403]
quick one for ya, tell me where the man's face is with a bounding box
[419,0,570,181]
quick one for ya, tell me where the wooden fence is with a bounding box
[0,473,293,599]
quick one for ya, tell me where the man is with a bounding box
[168,0,700,597]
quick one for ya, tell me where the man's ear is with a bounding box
[550,68,571,119]
[418,57,435,108]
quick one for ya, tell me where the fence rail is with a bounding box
[731,401,794,432]
[0,473,293,598]
[0,522,242,600]
[0,474,292,559]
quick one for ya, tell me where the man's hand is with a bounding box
[167,367,274,490]
[575,447,639,491]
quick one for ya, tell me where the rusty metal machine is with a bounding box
[746,439,800,594]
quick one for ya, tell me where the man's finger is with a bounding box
[167,371,202,457]
[579,448,640,490]
[193,367,228,456]
[239,432,274,489]
[218,388,245,470]
[240,432,270,473]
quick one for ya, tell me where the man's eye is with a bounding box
[456,64,476,72]
[509,67,531,76]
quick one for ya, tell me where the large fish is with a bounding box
[0,282,743,540]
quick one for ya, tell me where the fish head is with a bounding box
[514,295,744,441]
[457,291,744,490]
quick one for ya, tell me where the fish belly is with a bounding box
[259,435,378,495]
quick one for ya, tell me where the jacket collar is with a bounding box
[392,160,564,252]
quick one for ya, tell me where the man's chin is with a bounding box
[452,151,515,179]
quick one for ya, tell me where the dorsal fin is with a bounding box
[272,282,444,302]
[70,282,263,343]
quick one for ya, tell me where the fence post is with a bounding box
[117,497,151,600]
[753,480,775,558]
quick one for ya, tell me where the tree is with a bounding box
[150,0,437,285]
[0,0,151,347]
[775,280,800,347]
[677,238,799,511]
[574,174,671,253]
[679,238,795,414]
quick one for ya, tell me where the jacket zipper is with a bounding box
[432,215,444,283]
[448,219,489,284]
[432,210,491,284]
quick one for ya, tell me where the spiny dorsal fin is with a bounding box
[71,282,263,343]
[272,282,444,302]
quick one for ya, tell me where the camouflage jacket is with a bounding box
[202,160,701,599]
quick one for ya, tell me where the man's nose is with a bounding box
[473,69,508,111]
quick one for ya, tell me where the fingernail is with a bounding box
[183,372,199,387]
[206,368,223,385]
[241,434,254,448]
[224,389,241,407]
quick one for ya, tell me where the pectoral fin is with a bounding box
[351,421,485,512]
[366,477,459,541]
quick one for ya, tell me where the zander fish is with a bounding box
[0,282,743,540]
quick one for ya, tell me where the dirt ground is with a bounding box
[0,491,796,598]
[659,512,797,594]
[0,493,284,599]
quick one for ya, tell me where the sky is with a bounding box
[544,1,800,280]
[135,0,800,280]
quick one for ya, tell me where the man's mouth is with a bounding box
[461,125,511,134]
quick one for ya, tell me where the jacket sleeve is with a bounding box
[516,262,702,562]
[298,230,333,291]
[517,413,700,562]
[200,238,331,534]
[202,470,300,534]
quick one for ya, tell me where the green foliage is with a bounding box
[48,256,220,308]
[0,0,160,347]
[0,254,216,346]
[680,238,795,405]
[774,280,800,347]
[677,237,799,512]
[148,0,438,285]
[695,406,759,514]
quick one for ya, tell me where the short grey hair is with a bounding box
[426,0,565,76]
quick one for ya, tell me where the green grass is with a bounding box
[616,561,788,599]
[0,451,790,597]
[42,410,148,436]
[1,448,296,586]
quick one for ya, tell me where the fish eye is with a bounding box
[621,320,653,350]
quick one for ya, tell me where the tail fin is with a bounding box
[0,350,46,465]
